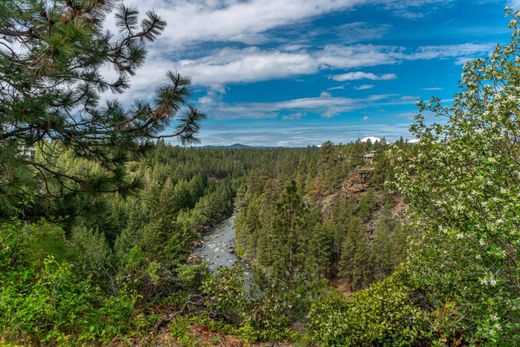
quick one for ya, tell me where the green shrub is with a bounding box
[242,289,294,342]
[392,11,520,345]
[0,220,139,345]
[67,224,115,287]
[307,276,427,346]
[307,292,350,345]
[201,265,246,324]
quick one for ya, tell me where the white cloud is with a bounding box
[193,122,414,147]
[114,0,452,49]
[116,0,361,49]
[327,85,345,91]
[363,115,369,121]
[320,91,332,98]
[196,93,395,119]
[381,0,455,19]
[112,41,493,101]
[332,71,397,81]
[509,0,520,9]
[178,47,318,85]
[109,44,399,100]
[177,45,403,87]
[405,43,495,60]
[356,84,375,90]
[198,95,214,105]
[400,95,419,101]
[454,57,475,65]
[335,22,392,43]
[282,112,304,120]
[316,44,401,68]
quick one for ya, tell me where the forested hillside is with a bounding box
[235,139,409,293]
[0,1,518,346]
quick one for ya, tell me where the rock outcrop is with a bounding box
[342,169,374,194]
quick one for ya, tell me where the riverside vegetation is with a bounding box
[0,1,518,346]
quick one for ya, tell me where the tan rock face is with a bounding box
[342,169,374,194]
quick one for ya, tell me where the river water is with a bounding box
[192,215,242,271]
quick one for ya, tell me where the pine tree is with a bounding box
[259,181,319,289]
[339,217,370,291]
[0,1,205,214]
[369,212,395,282]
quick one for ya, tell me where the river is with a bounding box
[192,215,244,272]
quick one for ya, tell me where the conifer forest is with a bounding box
[0,1,518,346]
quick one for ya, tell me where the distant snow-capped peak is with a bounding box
[360,136,382,143]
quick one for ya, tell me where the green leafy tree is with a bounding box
[393,10,520,344]
[202,265,246,324]
[0,0,205,215]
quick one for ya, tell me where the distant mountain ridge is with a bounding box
[199,143,252,149]
[228,143,251,148]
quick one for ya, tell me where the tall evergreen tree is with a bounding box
[339,217,370,291]
[0,0,205,214]
[258,181,320,289]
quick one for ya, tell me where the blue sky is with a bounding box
[111,0,517,146]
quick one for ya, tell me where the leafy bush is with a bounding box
[0,221,139,345]
[202,266,246,324]
[307,292,350,346]
[307,276,427,346]
[68,224,116,289]
[241,288,295,342]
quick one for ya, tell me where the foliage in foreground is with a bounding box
[393,10,520,345]
[0,0,205,215]
[307,10,520,346]
[0,221,140,344]
[308,275,427,346]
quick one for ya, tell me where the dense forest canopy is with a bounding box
[0,1,518,346]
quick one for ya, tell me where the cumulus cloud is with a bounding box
[332,71,397,81]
